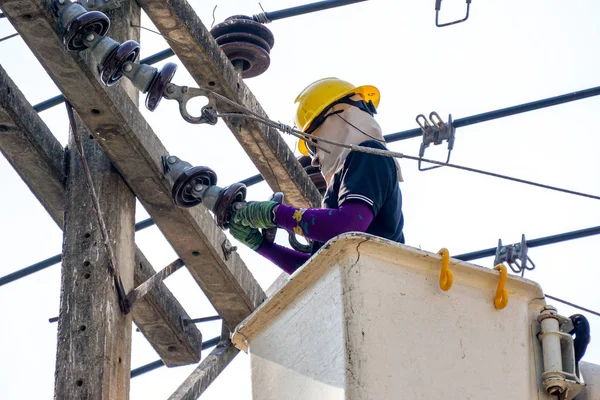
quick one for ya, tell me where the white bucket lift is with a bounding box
[232,233,598,400]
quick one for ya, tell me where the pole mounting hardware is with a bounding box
[435,0,472,28]
[416,111,456,171]
[494,234,536,276]
[163,84,219,125]
[78,0,124,11]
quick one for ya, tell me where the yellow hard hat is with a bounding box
[294,78,380,156]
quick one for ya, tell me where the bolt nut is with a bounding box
[58,0,65,4]
[193,184,204,192]
[166,85,175,94]
[122,62,133,72]
[548,386,563,395]
[167,156,178,164]
[85,33,95,42]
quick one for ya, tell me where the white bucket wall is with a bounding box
[232,233,592,400]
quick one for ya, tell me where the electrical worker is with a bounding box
[229,77,405,274]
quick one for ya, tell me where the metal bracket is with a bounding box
[536,306,586,399]
[416,111,456,171]
[163,83,219,125]
[435,0,472,27]
[78,0,124,11]
[493,234,535,276]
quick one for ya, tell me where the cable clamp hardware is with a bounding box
[494,234,535,276]
[435,0,472,28]
[416,111,456,171]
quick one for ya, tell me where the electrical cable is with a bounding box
[0,32,18,43]
[210,93,600,202]
[130,335,221,378]
[0,218,154,287]
[545,295,600,319]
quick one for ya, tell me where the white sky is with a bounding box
[0,0,599,399]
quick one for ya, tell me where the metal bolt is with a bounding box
[122,62,133,72]
[542,305,557,313]
[167,156,178,164]
[166,85,175,94]
[221,239,237,260]
[85,33,95,42]
[548,386,563,395]
[193,184,204,192]
[58,0,65,4]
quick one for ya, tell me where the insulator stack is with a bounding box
[210,16,275,79]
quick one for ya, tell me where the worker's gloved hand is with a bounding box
[233,201,278,229]
[229,219,264,251]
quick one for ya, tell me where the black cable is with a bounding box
[0,254,62,287]
[545,295,600,319]
[130,336,221,378]
[454,225,600,262]
[383,85,600,143]
[0,32,18,43]
[0,218,155,287]
[252,0,367,23]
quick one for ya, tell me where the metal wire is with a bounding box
[65,101,130,313]
[0,32,18,43]
[130,336,221,378]
[0,218,154,287]
[252,0,367,24]
[211,92,600,202]
[383,85,600,143]
[545,295,600,319]
[455,225,600,262]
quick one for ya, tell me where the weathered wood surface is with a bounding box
[55,109,136,399]
[168,340,239,400]
[0,15,203,367]
[133,251,203,366]
[0,0,266,329]
[0,65,65,227]
[137,0,322,209]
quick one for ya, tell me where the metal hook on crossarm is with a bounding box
[416,112,456,171]
[435,0,472,28]
[162,83,219,125]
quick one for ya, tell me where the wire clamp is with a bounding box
[163,83,219,125]
[416,111,455,171]
[494,234,535,276]
[435,0,472,28]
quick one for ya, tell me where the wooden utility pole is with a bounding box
[54,2,139,399]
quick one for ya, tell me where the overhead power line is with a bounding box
[454,225,600,261]
[545,295,600,319]
[130,336,221,378]
[0,218,155,287]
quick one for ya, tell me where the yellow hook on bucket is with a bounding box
[437,248,453,291]
[493,264,509,309]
